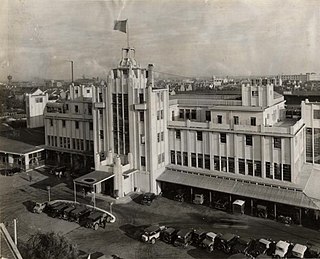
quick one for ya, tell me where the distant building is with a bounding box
[25,88,49,128]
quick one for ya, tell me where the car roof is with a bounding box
[177,228,193,237]
[206,232,217,238]
[87,211,105,219]
[259,238,271,246]
[220,233,237,241]
[292,244,307,254]
[194,229,206,235]
[276,240,290,249]
[64,206,76,212]
[71,207,88,214]
[164,227,176,234]
[145,225,160,232]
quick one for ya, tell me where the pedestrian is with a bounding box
[29,174,32,182]
[82,188,86,198]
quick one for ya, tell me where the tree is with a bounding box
[24,232,78,259]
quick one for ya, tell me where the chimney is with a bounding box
[147,64,154,87]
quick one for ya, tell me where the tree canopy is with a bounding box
[25,231,78,259]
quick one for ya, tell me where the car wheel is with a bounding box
[151,238,156,244]
[94,223,99,230]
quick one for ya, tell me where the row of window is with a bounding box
[170,151,291,182]
[47,135,94,151]
[157,153,165,164]
[175,130,282,148]
[157,132,164,142]
[157,110,164,120]
[49,119,93,131]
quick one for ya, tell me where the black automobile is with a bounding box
[247,238,275,257]
[82,211,108,230]
[192,229,207,246]
[216,233,240,254]
[213,199,229,211]
[43,202,63,214]
[231,237,254,255]
[47,203,69,218]
[69,207,92,223]
[62,206,77,220]
[141,192,157,206]
[174,190,186,202]
[173,228,194,248]
[50,166,67,177]
[161,227,178,244]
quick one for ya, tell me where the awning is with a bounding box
[157,170,320,210]
[74,170,114,187]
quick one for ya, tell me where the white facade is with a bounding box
[26,88,49,128]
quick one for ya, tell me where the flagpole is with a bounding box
[127,19,130,48]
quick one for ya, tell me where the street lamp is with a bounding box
[109,202,114,214]
[73,181,77,204]
[46,186,51,202]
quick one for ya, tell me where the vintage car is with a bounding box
[291,244,307,258]
[201,232,219,252]
[161,227,178,244]
[83,211,109,230]
[193,194,204,205]
[231,236,254,255]
[61,206,77,220]
[173,228,194,248]
[49,166,67,177]
[141,192,157,206]
[141,225,166,244]
[248,238,275,257]
[69,207,92,223]
[174,191,186,202]
[47,203,70,218]
[274,240,291,258]
[33,202,48,214]
[213,199,229,211]
[192,229,207,246]
[216,233,240,254]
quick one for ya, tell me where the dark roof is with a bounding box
[0,136,44,154]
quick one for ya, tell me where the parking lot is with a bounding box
[1,169,320,258]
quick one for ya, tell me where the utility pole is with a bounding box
[13,219,17,246]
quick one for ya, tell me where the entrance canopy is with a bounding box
[74,170,114,187]
[157,169,320,210]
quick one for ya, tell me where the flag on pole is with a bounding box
[114,20,127,33]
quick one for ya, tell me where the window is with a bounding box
[157,133,160,142]
[205,155,210,169]
[283,164,291,182]
[99,93,103,102]
[177,151,181,165]
[75,121,79,129]
[176,130,181,139]
[141,156,146,167]
[252,90,258,97]
[214,156,220,171]
[220,133,226,143]
[139,93,144,103]
[179,109,184,119]
[100,130,104,139]
[75,105,79,113]
[158,154,162,164]
[266,162,272,179]
[89,123,93,130]
[87,89,90,94]
[160,110,164,119]
[247,160,253,176]
[239,159,245,174]
[274,163,281,180]
[183,152,188,166]
[140,135,145,144]
[246,135,253,146]
[75,89,78,94]
[161,132,164,141]
[198,154,203,168]
[185,109,190,119]
[191,109,196,120]
[313,110,320,119]
[228,158,235,173]
[250,117,256,126]
[157,111,160,120]
[191,153,196,167]
[62,120,66,127]
[50,119,53,126]
[197,131,203,141]
[35,97,43,103]
[88,104,92,115]
[206,111,211,121]
[254,161,262,177]
[171,150,175,164]
[233,116,239,125]
[274,137,281,148]
[221,157,227,172]
[65,104,69,111]
[217,115,222,124]
[140,111,144,122]
[99,109,103,115]
[306,128,313,163]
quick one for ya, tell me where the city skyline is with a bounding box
[0,0,319,81]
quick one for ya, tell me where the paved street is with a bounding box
[1,169,320,258]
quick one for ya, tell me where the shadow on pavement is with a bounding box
[23,200,36,213]
[187,248,217,259]
[119,223,149,240]
[131,194,143,204]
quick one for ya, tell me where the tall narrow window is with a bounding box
[176,130,181,139]
[234,116,239,125]
[141,156,146,167]
[206,111,211,121]
[197,131,203,141]
[50,119,53,126]
[283,164,291,182]
[100,130,104,139]
[221,157,227,172]
[62,120,66,128]
[251,117,256,126]
[247,160,253,176]
[171,150,175,164]
[228,157,235,173]
[191,109,196,120]
[205,155,210,169]
[217,115,222,124]
[140,111,144,122]
[198,154,203,168]
[177,151,182,165]
[214,156,220,171]
[75,105,79,113]
[139,93,144,103]
[179,109,184,119]
[254,161,261,177]
[183,152,188,166]
[266,162,272,179]
[274,163,282,180]
[186,109,190,119]
[246,135,253,146]
[191,153,196,167]
[220,133,226,143]
[274,137,281,149]
[75,121,79,129]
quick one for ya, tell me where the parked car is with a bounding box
[274,240,291,258]
[174,191,186,202]
[201,232,219,252]
[61,206,77,220]
[174,228,194,248]
[69,207,92,223]
[141,193,157,206]
[192,229,207,246]
[216,233,240,254]
[50,166,67,177]
[47,203,70,218]
[214,199,229,211]
[83,211,109,230]
[141,225,166,244]
[161,227,178,244]
[277,215,293,225]
[305,247,320,258]
[231,237,254,255]
[193,194,204,205]
[291,244,307,258]
[256,204,268,218]
[33,202,47,214]
[248,238,275,257]
[43,202,63,214]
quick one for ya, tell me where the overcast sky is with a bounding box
[0,0,319,81]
